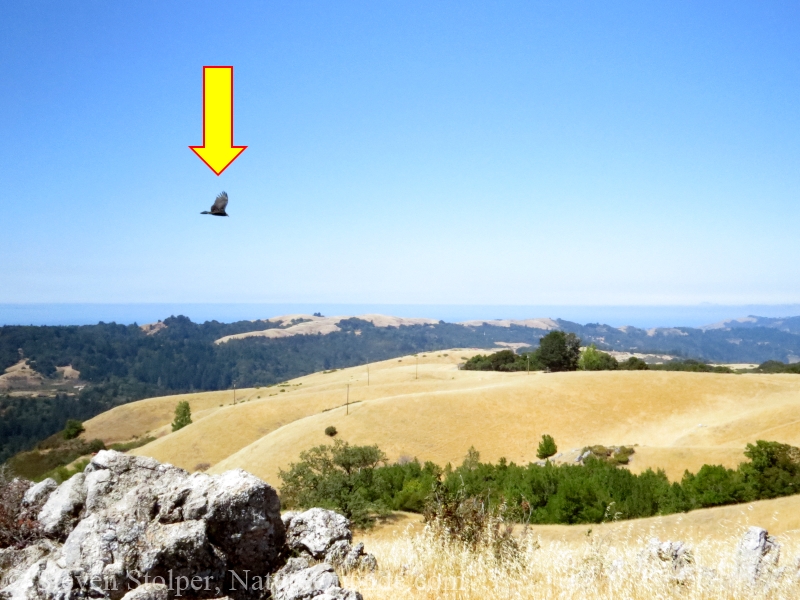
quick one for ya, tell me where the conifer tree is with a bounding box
[172,401,192,432]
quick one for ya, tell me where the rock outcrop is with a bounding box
[736,526,781,583]
[0,451,367,600]
[644,538,694,583]
[269,559,362,600]
[21,480,56,510]
[283,509,377,572]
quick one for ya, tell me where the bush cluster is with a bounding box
[757,360,800,374]
[280,439,800,527]
[0,466,42,549]
[463,331,581,373]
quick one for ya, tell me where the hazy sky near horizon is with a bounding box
[2,2,799,306]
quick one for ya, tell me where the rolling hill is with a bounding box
[6,311,800,464]
[73,351,800,486]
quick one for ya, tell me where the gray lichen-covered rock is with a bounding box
[0,540,60,589]
[119,584,169,600]
[2,452,368,600]
[736,526,780,582]
[643,538,694,584]
[284,509,352,559]
[2,451,286,600]
[284,509,376,573]
[37,473,87,539]
[341,543,376,573]
[314,588,362,600]
[270,563,340,600]
[1,559,73,600]
[22,480,57,509]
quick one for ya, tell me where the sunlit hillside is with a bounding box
[77,351,800,486]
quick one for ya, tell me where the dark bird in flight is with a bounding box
[201,191,229,216]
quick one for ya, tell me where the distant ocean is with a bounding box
[2,303,800,329]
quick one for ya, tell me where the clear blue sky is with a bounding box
[2,1,799,306]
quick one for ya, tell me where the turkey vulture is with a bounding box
[201,191,229,216]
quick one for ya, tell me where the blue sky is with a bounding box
[2,1,799,306]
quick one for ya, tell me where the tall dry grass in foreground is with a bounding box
[342,523,800,599]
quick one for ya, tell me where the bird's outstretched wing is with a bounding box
[211,191,229,214]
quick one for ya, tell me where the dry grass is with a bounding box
[209,367,800,484]
[344,498,800,599]
[342,524,800,599]
[76,351,800,480]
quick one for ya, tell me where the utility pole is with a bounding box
[346,384,350,415]
[415,355,418,380]
[527,355,530,375]
[367,363,370,386]
[233,382,237,405]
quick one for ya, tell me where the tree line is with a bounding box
[279,438,800,527]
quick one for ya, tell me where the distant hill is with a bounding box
[2,312,800,463]
[701,315,800,334]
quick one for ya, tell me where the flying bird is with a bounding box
[201,191,229,216]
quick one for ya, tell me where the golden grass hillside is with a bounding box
[338,490,800,600]
[78,350,800,486]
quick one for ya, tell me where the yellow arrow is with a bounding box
[189,66,247,175]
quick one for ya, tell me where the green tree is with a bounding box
[171,401,192,432]
[279,440,388,526]
[619,357,649,370]
[537,331,581,372]
[578,345,619,371]
[63,419,85,440]
[537,434,558,459]
[740,440,800,499]
[681,464,748,508]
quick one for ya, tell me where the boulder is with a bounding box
[314,589,362,600]
[0,540,60,587]
[37,473,86,539]
[341,543,376,573]
[269,563,341,600]
[284,509,351,559]
[736,526,780,582]
[3,451,286,600]
[1,559,73,600]
[2,452,367,600]
[283,509,376,572]
[21,480,57,509]
[644,538,693,583]
[119,584,168,600]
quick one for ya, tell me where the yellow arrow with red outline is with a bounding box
[189,66,247,175]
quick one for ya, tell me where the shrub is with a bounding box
[43,458,90,484]
[325,426,338,437]
[109,436,156,452]
[63,419,85,440]
[462,350,541,372]
[171,401,192,432]
[423,480,520,559]
[650,360,732,373]
[758,360,800,374]
[0,466,42,549]
[579,345,618,371]
[6,438,105,481]
[740,440,800,499]
[279,440,388,527]
[537,434,558,459]
[619,357,649,370]
[194,462,211,472]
